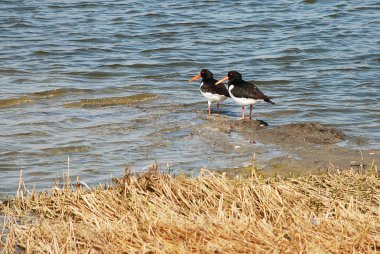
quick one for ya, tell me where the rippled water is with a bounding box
[0,0,379,194]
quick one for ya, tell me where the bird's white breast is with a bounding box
[201,92,227,102]
[200,82,227,102]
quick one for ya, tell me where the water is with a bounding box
[0,0,379,194]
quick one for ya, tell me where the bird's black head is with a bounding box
[215,70,242,85]
[189,69,214,83]
[200,69,214,79]
[227,71,242,81]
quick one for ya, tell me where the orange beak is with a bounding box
[215,76,229,85]
[189,73,201,82]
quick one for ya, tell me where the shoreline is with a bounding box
[0,117,378,195]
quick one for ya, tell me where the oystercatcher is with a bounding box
[189,69,230,115]
[216,71,275,120]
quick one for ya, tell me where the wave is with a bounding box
[65,71,124,78]
[1,131,49,138]
[127,61,192,68]
[32,50,50,56]
[0,68,30,74]
[249,80,291,85]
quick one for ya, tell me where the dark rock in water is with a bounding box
[230,119,269,131]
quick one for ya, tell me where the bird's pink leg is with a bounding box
[208,101,211,115]
[241,106,245,120]
[249,105,253,120]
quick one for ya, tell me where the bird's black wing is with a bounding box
[200,79,230,97]
[232,80,275,104]
[212,78,230,97]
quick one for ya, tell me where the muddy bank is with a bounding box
[193,114,379,176]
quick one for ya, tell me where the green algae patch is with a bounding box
[64,93,158,108]
[0,96,32,108]
[32,88,91,98]
[41,145,90,155]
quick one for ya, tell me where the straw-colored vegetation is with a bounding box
[1,164,380,253]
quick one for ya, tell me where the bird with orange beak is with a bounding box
[189,69,230,115]
[216,71,275,120]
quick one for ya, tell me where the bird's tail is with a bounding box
[264,98,275,105]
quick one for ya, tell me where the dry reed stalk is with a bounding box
[1,167,380,253]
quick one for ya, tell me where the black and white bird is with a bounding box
[216,71,275,120]
[189,69,230,115]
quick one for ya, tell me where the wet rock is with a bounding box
[272,122,346,145]
[190,113,379,174]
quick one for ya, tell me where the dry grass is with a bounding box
[1,166,380,253]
